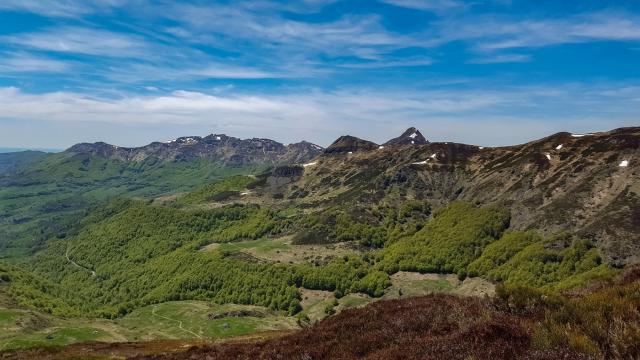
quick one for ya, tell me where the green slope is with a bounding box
[0,152,266,259]
[0,183,615,321]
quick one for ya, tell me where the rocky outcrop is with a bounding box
[384,127,428,146]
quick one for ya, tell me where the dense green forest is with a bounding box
[0,175,617,319]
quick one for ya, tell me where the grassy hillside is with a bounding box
[0,151,49,174]
[0,153,265,259]
[0,298,296,352]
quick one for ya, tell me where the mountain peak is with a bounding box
[324,135,378,154]
[384,127,428,146]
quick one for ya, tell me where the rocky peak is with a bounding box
[384,127,428,146]
[324,136,379,154]
[281,141,324,164]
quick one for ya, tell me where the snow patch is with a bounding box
[479,146,484,150]
[619,160,629,167]
[303,162,317,167]
[412,160,428,165]
[215,136,221,140]
[571,133,593,138]
[181,137,199,144]
[409,132,418,139]
[312,144,323,150]
[545,153,551,161]
[348,151,353,154]
[378,145,385,150]
[555,144,563,150]
[411,140,415,144]
[430,153,437,159]
[240,192,250,196]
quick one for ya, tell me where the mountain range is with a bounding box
[0,126,638,359]
[1,127,637,264]
[66,134,324,166]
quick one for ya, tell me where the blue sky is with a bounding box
[0,0,639,149]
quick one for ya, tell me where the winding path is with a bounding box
[65,247,96,277]
[152,306,202,339]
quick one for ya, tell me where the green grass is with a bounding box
[418,279,455,293]
[117,301,280,340]
[0,300,297,351]
[338,294,371,309]
[0,308,17,322]
[216,238,291,254]
[1,327,109,351]
[180,175,255,204]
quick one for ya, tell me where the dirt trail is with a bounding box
[151,306,202,339]
[65,247,96,277]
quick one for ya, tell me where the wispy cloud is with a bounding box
[3,27,150,57]
[163,4,421,61]
[0,0,129,18]
[0,53,71,72]
[379,0,466,13]
[467,53,531,64]
[433,11,640,51]
[336,56,433,69]
[100,62,288,83]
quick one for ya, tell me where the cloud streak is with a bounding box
[380,0,466,13]
[0,0,129,18]
[431,11,640,51]
[3,27,150,57]
[0,53,71,72]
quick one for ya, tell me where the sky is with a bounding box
[0,0,639,149]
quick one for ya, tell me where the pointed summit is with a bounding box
[384,127,428,146]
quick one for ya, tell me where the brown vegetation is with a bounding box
[130,296,576,360]
[4,268,640,359]
[129,267,640,360]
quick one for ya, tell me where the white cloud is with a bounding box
[163,4,422,61]
[380,0,466,13]
[1,83,638,147]
[3,27,149,57]
[467,54,531,64]
[336,56,433,68]
[0,0,129,18]
[97,62,288,84]
[434,11,640,52]
[0,53,71,72]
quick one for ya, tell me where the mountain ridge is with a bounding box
[66,134,325,166]
[224,126,640,265]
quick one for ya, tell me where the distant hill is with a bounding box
[0,151,49,174]
[0,147,61,153]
